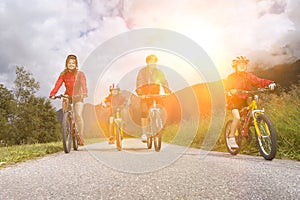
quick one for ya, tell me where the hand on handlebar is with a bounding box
[227,89,237,96]
[227,86,274,96]
[268,83,276,90]
[140,93,171,99]
[230,89,238,94]
[49,94,70,100]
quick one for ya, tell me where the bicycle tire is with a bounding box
[154,134,162,152]
[254,114,277,160]
[224,120,241,155]
[147,136,152,149]
[150,110,163,135]
[115,121,122,151]
[62,112,72,153]
[73,124,78,151]
[151,110,163,152]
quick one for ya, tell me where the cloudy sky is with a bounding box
[1,0,299,107]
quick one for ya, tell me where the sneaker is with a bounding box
[78,136,84,146]
[141,134,147,143]
[108,136,115,144]
[228,137,239,149]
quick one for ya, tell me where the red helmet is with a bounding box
[232,56,249,68]
[146,54,158,64]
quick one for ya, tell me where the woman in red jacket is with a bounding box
[225,56,276,148]
[50,54,88,145]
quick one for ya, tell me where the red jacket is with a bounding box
[225,72,273,101]
[50,70,88,97]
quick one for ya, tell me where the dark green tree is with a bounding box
[0,84,16,145]
[11,66,61,144]
[14,96,61,144]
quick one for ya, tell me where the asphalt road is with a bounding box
[0,139,299,200]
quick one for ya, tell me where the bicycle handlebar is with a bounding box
[236,87,270,94]
[227,87,271,96]
[140,93,171,99]
[50,94,83,100]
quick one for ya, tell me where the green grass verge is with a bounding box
[0,142,63,168]
[0,138,105,168]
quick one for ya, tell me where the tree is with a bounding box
[14,96,61,144]
[0,84,16,145]
[0,66,62,145]
[13,66,40,104]
[10,66,61,145]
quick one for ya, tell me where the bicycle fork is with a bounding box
[252,109,270,138]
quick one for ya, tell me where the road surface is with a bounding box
[0,139,299,199]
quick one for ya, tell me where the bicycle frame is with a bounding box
[142,94,167,136]
[112,107,123,150]
[244,94,270,139]
[63,97,78,136]
[140,93,169,152]
[113,108,123,136]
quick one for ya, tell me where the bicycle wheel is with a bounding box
[254,114,277,160]
[150,110,163,133]
[224,120,241,155]
[154,134,162,152]
[62,112,72,153]
[115,120,122,151]
[147,136,152,149]
[73,124,78,151]
[150,110,163,152]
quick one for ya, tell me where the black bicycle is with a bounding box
[52,94,79,153]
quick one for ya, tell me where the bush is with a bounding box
[261,85,300,160]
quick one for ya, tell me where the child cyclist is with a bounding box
[49,54,88,145]
[103,84,127,144]
[225,56,276,148]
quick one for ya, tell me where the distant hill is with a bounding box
[251,60,300,89]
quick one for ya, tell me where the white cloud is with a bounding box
[0,0,299,109]
[122,0,300,75]
[0,0,128,102]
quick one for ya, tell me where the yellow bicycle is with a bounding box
[113,108,123,151]
[224,88,277,160]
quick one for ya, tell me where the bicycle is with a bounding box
[109,107,123,151]
[141,93,169,152]
[52,94,79,153]
[224,87,277,160]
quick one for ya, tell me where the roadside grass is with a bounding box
[0,142,62,168]
[0,138,105,168]
[261,85,300,160]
